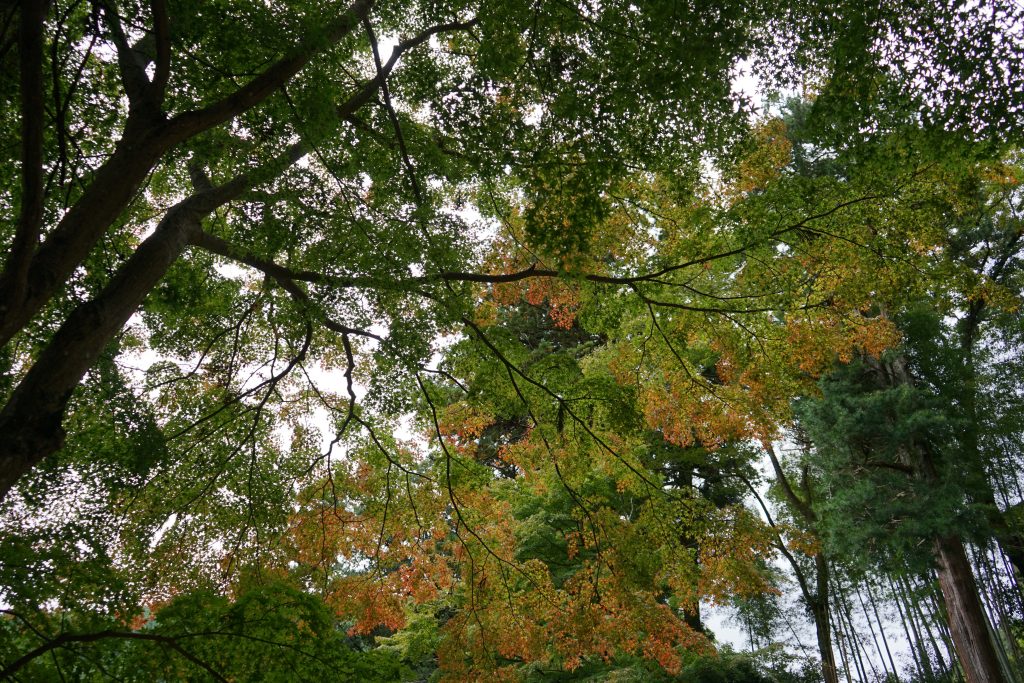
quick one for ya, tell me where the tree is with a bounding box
[2,0,1024,678]
[0,580,409,680]
[784,149,1024,682]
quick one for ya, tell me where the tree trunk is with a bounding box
[866,579,900,678]
[812,554,841,683]
[0,206,200,499]
[891,574,930,681]
[883,351,1006,682]
[934,533,1006,683]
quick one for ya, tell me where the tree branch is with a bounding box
[149,0,170,101]
[0,145,305,500]
[363,16,423,205]
[334,16,478,121]
[166,0,373,139]
[740,473,815,604]
[0,630,227,682]
[96,0,156,110]
[3,0,47,312]
[764,442,816,523]
[0,0,373,350]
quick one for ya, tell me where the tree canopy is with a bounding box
[2,0,1024,681]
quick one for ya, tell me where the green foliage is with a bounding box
[2,0,1024,680]
[0,580,409,681]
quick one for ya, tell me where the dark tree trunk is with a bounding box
[934,533,1006,683]
[882,352,1006,682]
[0,206,200,499]
[813,554,841,683]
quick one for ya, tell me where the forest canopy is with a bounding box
[1,1,1024,681]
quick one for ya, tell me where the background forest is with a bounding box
[2,1,1024,681]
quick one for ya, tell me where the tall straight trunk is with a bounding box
[840,584,879,682]
[834,590,869,683]
[855,582,895,681]
[959,301,1024,590]
[866,580,900,678]
[814,554,841,683]
[887,351,1006,683]
[832,605,855,683]
[891,574,929,681]
[973,544,1021,677]
[813,599,841,683]
[909,573,954,677]
[934,534,1007,683]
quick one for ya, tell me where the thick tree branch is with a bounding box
[150,0,170,101]
[165,0,373,139]
[0,8,475,355]
[764,442,816,523]
[0,0,372,351]
[96,0,156,110]
[0,146,300,500]
[4,0,47,311]
[0,202,200,500]
[189,229,385,345]
[189,230,324,294]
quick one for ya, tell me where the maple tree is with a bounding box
[2,0,1024,680]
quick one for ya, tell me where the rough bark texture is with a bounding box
[0,0,383,502]
[933,533,1007,683]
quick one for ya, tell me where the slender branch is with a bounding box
[363,16,423,205]
[740,474,814,602]
[188,231,325,294]
[417,193,880,288]
[333,15,478,128]
[460,316,667,496]
[416,373,556,600]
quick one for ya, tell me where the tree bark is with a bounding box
[0,203,200,499]
[813,554,841,683]
[0,158,265,499]
[882,352,1007,683]
[933,534,1007,683]
[0,0,373,349]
